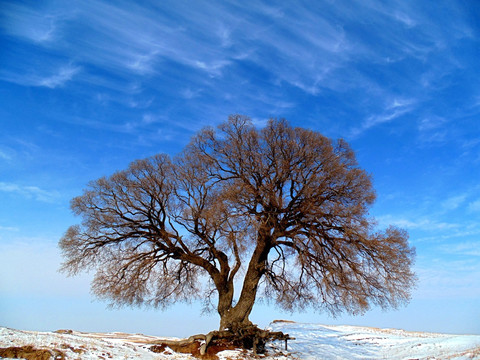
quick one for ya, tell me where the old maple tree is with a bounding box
[60,115,415,351]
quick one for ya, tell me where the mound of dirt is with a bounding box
[150,337,241,360]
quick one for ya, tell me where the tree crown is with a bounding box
[60,115,416,321]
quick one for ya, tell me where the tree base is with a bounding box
[148,325,292,358]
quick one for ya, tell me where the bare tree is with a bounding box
[60,115,415,350]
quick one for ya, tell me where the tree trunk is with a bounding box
[218,230,272,331]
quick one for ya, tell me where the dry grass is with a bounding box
[271,320,296,324]
[446,346,480,359]
[0,345,66,360]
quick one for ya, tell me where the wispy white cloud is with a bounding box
[2,0,477,150]
[234,3,349,95]
[0,0,345,94]
[59,0,241,79]
[0,149,12,161]
[193,59,231,78]
[418,116,447,132]
[1,3,62,43]
[3,0,473,107]
[181,88,203,100]
[436,190,480,214]
[351,97,416,137]
[392,11,417,28]
[440,241,480,257]
[0,182,59,202]
[1,64,81,89]
[441,194,467,211]
[416,257,480,299]
[468,199,480,212]
[141,113,159,125]
[216,24,233,48]
[414,225,480,244]
[376,194,480,246]
[126,97,155,109]
[388,98,416,109]
[364,106,410,127]
[378,215,459,232]
[126,51,160,74]
[37,64,81,88]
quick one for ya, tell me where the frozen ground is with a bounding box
[0,326,288,360]
[269,321,480,360]
[1,321,479,359]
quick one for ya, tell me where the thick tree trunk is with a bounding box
[218,230,273,331]
[149,228,287,356]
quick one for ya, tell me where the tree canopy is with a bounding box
[60,115,416,332]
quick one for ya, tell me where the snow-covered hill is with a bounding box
[269,321,480,359]
[1,321,479,359]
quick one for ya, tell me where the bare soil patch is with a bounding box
[150,337,242,360]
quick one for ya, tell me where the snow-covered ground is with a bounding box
[269,321,480,360]
[0,326,288,360]
[1,321,479,359]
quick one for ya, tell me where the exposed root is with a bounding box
[148,326,293,358]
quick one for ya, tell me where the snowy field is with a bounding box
[1,321,480,359]
[0,326,288,360]
[269,321,480,360]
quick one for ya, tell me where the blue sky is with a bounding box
[1,0,479,337]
